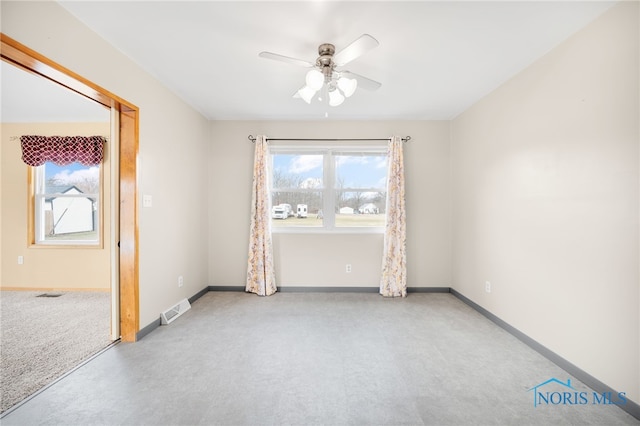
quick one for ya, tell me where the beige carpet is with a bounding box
[0,290,112,413]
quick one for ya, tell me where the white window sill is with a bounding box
[271,227,384,235]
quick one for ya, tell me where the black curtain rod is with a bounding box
[248,135,411,143]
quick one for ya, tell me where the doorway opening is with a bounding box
[0,33,140,412]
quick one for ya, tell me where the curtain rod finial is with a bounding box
[248,135,256,143]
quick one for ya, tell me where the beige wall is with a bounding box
[1,1,211,327]
[1,122,111,290]
[451,1,639,403]
[209,120,451,288]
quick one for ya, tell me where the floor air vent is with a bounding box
[160,298,191,325]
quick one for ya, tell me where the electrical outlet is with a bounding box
[178,276,184,287]
[346,264,352,273]
[485,281,491,293]
[17,256,24,265]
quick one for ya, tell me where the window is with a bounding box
[31,162,101,245]
[270,147,387,231]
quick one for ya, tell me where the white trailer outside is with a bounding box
[272,205,287,219]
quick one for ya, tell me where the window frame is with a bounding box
[269,144,388,234]
[28,162,104,248]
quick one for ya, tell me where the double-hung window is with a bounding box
[31,162,101,245]
[270,146,388,232]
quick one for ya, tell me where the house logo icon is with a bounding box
[527,378,576,407]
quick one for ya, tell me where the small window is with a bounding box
[31,162,101,245]
[270,147,387,231]
[271,153,324,228]
[334,153,387,228]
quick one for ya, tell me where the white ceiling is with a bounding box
[1,61,110,123]
[5,1,617,122]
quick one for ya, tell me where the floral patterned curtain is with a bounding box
[246,135,277,296]
[20,135,105,166]
[380,136,407,297]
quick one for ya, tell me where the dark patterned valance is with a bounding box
[20,135,106,166]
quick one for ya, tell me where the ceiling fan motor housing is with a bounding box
[318,43,335,57]
[317,43,336,82]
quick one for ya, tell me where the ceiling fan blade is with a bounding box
[333,34,379,67]
[258,51,314,68]
[340,71,382,91]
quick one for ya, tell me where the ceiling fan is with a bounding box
[259,34,382,107]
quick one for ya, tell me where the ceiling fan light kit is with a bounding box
[259,34,382,108]
[297,85,316,104]
[337,76,357,98]
[328,88,345,107]
[298,70,356,107]
[305,69,324,91]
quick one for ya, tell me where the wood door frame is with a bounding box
[1,33,140,342]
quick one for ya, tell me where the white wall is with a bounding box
[451,1,639,404]
[1,1,211,328]
[209,120,451,289]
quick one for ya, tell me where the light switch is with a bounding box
[143,194,153,208]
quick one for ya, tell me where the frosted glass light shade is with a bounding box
[297,86,317,104]
[328,89,345,106]
[305,69,324,91]
[337,77,357,97]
